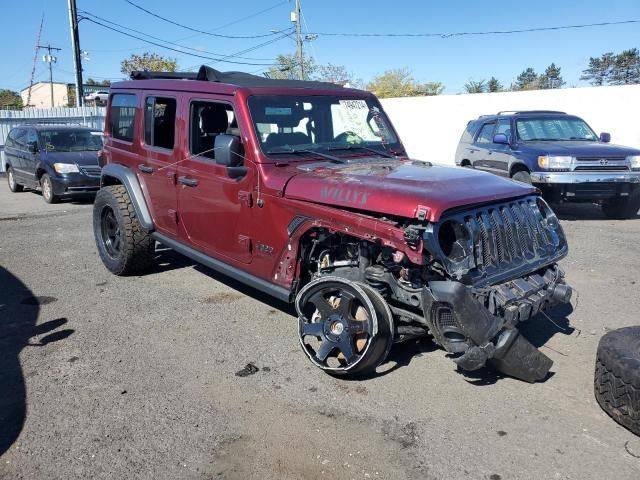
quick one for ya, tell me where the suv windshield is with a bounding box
[516,117,598,142]
[247,95,400,158]
[40,129,104,152]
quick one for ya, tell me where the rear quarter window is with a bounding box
[109,94,137,142]
[460,121,481,143]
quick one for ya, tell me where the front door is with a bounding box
[485,118,512,176]
[23,128,40,184]
[473,122,496,172]
[137,93,179,237]
[176,98,253,264]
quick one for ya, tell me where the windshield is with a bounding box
[40,130,104,152]
[516,117,598,142]
[247,95,400,158]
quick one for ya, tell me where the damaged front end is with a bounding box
[421,195,571,382]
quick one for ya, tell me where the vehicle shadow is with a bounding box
[552,202,639,221]
[0,267,74,456]
[150,247,198,274]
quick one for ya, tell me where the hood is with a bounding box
[41,150,99,166]
[518,141,640,157]
[283,158,536,222]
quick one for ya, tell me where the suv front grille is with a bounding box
[574,156,630,172]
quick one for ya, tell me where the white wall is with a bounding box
[381,84,640,165]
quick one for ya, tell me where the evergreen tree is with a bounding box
[541,63,565,89]
[514,68,540,90]
[487,77,503,92]
[611,48,640,85]
[580,52,615,86]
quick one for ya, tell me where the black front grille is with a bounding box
[80,166,102,177]
[576,156,626,162]
[574,165,629,171]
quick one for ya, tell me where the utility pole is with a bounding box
[67,0,84,107]
[38,44,61,107]
[293,0,304,80]
[27,15,45,108]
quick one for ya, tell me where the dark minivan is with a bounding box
[5,124,103,203]
[455,111,640,219]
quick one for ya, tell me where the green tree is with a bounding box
[580,52,615,86]
[86,78,111,86]
[611,48,640,85]
[366,68,443,98]
[316,63,363,87]
[0,89,23,109]
[513,68,540,90]
[487,77,503,92]
[120,52,178,76]
[540,63,565,89]
[267,53,316,80]
[464,79,486,94]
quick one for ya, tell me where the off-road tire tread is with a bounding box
[94,185,155,275]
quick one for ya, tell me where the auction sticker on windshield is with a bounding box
[334,99,378,142]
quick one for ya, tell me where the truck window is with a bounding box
[476,123,496,144]
[109,94,137,142]
[144,96,176,150]
[189,101,234,159]
[495,118,511,138]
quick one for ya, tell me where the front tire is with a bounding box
[7,167,24,192]
[512,170,532,185]
[40,174,58,203]
[602,191,640,220]
[93,185,155,275]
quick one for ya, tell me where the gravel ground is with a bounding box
[1,181,639,480]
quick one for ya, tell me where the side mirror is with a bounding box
[214,134,242,167]
[599,132,611,143]
[493,133,509,145]
[27,142,38,153]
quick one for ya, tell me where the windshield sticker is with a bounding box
[335,100,377,142]
[265,107,292,116]
[339,99,368,111]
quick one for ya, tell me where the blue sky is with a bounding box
[1,0,638,94]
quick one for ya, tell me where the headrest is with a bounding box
[200,107,229,134]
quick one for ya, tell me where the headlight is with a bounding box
[628,155,640,170]
[53,163,79,174]
[538,155,573,170]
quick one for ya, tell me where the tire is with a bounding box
[7,167,24,192]
[594,326,640,436]
[93,185,155,275]
[512,170,532,185]
[602,191,640,220]
[40,174,58,204]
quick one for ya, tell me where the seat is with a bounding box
[198,106,229,157]
[263,132,310,151]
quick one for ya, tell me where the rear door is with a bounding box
[484,118,512,176]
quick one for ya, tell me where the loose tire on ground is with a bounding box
[7,167,24,192]
[594,326,640,436]
[93,185,155,275]
[602,191,640,220]
[512,170,532,185]
[40,174,58,204]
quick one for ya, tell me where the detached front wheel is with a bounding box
[93,185,155,275]
[296,276,394,377]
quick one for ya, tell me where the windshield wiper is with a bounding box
[327,144,395,158]
[266,146,345,163]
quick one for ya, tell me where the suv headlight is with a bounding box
[53,163,79,174]
[538,155,573,171]
[628,155,640,170]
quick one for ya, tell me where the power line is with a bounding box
[79,10,276,61]
[124,0,286,39]
[82,17,279,66]
[309,19,640,38]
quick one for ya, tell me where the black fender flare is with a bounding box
[508,159,531,177]
[100,163,154,232]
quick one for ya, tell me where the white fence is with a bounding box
[381,84,640,165]
[0,106,106,172]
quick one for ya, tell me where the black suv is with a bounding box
[4,124,103,203]
[455,111,640,219]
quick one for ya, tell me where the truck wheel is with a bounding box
[296,276,394,377]
[512,170,532,185]
[594,326,640,436]
[602,192,640,220]
[40,174,58,204]
[7,167,24,192]
[93,185,155,275]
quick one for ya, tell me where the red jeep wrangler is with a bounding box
[93,66,572,382]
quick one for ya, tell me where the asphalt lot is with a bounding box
[1,180,639,480]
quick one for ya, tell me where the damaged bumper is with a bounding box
[422,266,571,383]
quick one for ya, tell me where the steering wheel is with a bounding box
[333,131,364,145]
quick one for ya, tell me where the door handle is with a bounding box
[138,164,153,173]
[178,176,199,187]
[487,151,493,155]
[468,148,478,153]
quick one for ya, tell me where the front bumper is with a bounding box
[422,266,571,382]
[531,171,640,184]
[51,172,100,195]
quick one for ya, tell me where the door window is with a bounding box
[10,128,26,148]
[26,129,38,149]
[109,94,137,142]
[495,119,512,139]
[144,96,177,150]
[189,101,235,160]
[476,123,496,143]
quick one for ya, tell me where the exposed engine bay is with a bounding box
[296,195,572,382]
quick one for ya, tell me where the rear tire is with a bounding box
[594,326,640,436]
[7,167,24,192]
[93,185,155,275]
[512,170,532,185]
[40,174,58,204]
[602,191,640,220]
